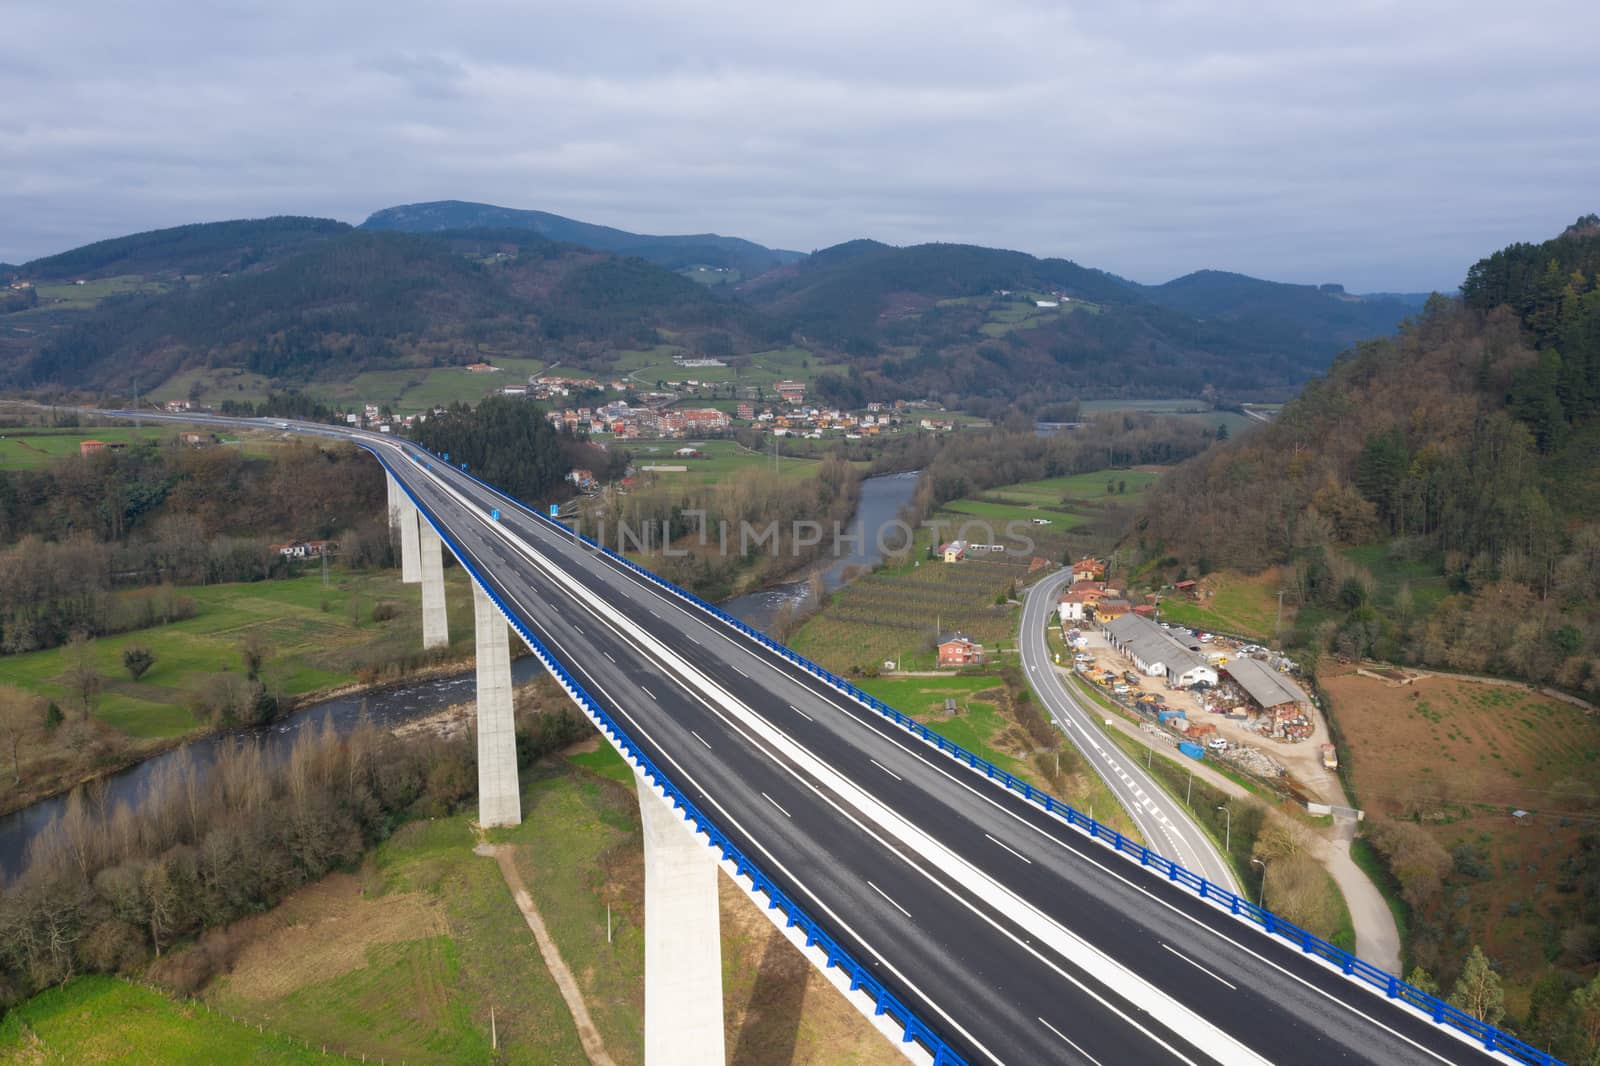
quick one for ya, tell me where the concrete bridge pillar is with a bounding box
[472,583,521,827]
[419,520,449,650]
[635,774,725,1066]
[398,493,422,584]
[385,470,402,533]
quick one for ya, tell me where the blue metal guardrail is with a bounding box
[393,445,1559,1066]
[373,451,967,1066]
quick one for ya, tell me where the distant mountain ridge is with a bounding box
[0,204,1432,405]
[1137,269,1430,352]
[361,200,804,277]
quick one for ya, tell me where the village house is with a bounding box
[1072,556,1108,583]
[936,632,985,667]
[774,380,806,405]
[1094,597,1133,621]
[939,540,969,563]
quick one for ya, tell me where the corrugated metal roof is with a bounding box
[1103,614,1206,676]
[1225,657,1309,709]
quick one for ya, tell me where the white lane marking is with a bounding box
[732,666,748,678]
[613,576,1468,1065]
[762,791,792,818]
[1161,943,1237,991]
[490,604,1010,1065]
[788,704,814,722]
[690,730,712,750]
[443,507,1163,1066]
[451,520,1242,1066]
[1038,1017,1107,1066]
[413,459,1462,1066]
[688,634,700,645]
[867,880,912,919]
[870,758,902,782]
[986,833,1034,865]
[641,686,656,700]
[603,650,616,663]
[573,624,583,634]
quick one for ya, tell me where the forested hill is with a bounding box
[1139,216,1600,697]
[18,217,351,281]
[13,228,747,389]
[1138,271,1427,354]
[361,200,804,276]
[739,240,1398,404]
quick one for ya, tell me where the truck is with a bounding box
[1321,744,1338,770]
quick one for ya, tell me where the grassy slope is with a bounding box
[0,976,357,1064]
[198,746,901,1066]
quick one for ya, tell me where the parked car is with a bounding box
[1206,737,1228,751]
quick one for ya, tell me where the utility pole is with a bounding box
[1252,857,1267,907]
[1216,804,1232,854]
[1186,767,1193,807]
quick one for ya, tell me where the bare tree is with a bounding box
[63,633,103,719]
[0,685,38,785]
[238,630,268,680]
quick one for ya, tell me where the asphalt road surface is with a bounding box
[112,413,1510,1066]
[1020,567,1240,892]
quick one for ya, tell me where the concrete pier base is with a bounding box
[472,583,521,827]
[399,495,422,584]
[636,774,725,1066]
[419,520,449,650]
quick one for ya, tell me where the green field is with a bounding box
[0,976,354,1064]
[610,344,845,390]
[630,438,819,487]
[32,274,169,308]
[940,469,1163,530]
[0,425,176,470]
[0,569,473,743]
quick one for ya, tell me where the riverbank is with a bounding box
[0,566,487,814]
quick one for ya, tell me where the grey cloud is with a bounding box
[1,0,1596,289]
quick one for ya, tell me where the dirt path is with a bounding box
[476,842,616,1066]
[1093,710,1403,974]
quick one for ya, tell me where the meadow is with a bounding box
[0,425,176,470]
[0,976,357,1064]
[629,438,820,487]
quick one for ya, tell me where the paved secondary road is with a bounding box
[1021,567,1240,893]
[113,413,1509,1065]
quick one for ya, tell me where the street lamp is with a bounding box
[1251,858,1267,907]
[1215,804,1231,854]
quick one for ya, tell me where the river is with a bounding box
[0,470,921,880]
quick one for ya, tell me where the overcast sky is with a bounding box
[3,1,1597,290]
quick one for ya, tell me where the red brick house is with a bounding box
[937,632,985,667]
